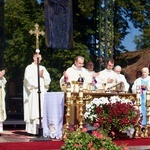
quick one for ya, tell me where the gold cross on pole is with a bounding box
[29,23,45,50]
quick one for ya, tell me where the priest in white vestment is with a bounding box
[114,65,129,92]
[60,56,91,91]
[95,58,118,90]
[59,56,91,125]
[0,70,7,132]
[132,67,150,126]
[23,53,51,135]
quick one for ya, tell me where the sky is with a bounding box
[37,0,41,4]
[122,23,141,52]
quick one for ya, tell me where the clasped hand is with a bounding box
[39,69,44,78]
[0,70,5,79]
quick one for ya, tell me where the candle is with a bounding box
[79,85,83,98]
[136,90,140,99]
[75,84,79,92]
[79,91,83,98]
[146,91,150,107]
[146,91,150,100]
[66,82,71,98]
[67,91,71,98]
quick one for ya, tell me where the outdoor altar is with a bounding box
[64,82,150,138]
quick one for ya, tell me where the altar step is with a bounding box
[3,119,25,129]
[3,119,25,125]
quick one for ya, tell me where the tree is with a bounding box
[4,0,150,94]
[68,0,149,71]
[4,0,46,93]
[134,25,150,50]
[4,0,90,93]
[115,0,150,51]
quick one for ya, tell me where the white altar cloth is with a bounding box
[42,92,64,139]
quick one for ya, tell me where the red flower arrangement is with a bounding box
[84,96,142,137]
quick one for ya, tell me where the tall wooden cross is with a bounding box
[29,23,45,50]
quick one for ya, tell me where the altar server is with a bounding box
[23,53,51,135]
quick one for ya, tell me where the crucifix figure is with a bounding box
[29,23,45,49]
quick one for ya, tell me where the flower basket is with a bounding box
[84,96,142,139]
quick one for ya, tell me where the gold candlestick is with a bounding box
[145,90,150,137]
[136,89,141,107]
[78,85,84,129]
[135,88,141,137]
[65,83,71,129]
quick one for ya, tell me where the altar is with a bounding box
[65,92,137,127]
[42,91,137,139]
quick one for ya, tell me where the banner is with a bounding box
[44,0,73,50]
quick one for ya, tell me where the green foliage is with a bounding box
[61,128,125,150]
[134,25,150,50]
[115,0,150,51]
[4,0,91,92]
[4,0,150,94]
[75,0,150,54]
[4,0,44,78]
[78,0,95,18]
[4,0,47,92]
[134,0,150,50]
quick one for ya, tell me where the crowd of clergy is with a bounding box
[0,55,150,135]
[59,56,150,128]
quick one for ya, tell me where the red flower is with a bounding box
[69,127,74,132]
[74,143,82,148]
[82,127,87,133]
[88,141,93,148]
[92,130,103,139]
